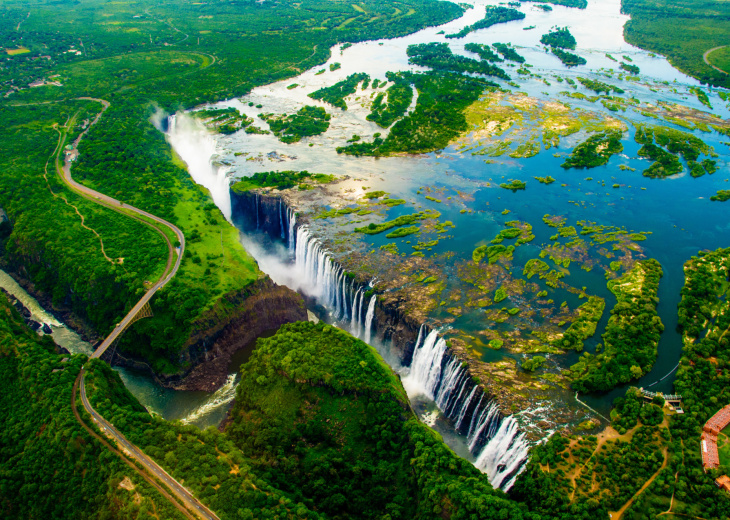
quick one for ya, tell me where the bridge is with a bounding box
[55,99,217,520]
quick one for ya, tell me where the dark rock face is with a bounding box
[230,189,291,241]
[115,277,307,392]
[373,301,424,366]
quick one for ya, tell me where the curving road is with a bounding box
[703,45,729,76]
[79,371,219,520]
[56,99,185,359]
[58,99,218,520]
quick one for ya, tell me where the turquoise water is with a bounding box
[179,0,730,423]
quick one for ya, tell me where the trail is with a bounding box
[43,124,116,265]
[609,445,669,519]
[703,46,729,75]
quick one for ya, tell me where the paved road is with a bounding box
[58,99,218,520]
[79,371,219,520]
[703,45,729,75]
[55,99,185,359]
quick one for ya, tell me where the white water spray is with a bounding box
[166,112,232,220]
[364,295,376,343]
[180,374,238,425]
[403,328,530,490]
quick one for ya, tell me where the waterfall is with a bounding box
[247,198,530,490]
[404,328,530,491]
[279,199,285,239]
[166,113,232,220]
[287,207,296,256]
[255,193,260,229]
[350,288,362,337]
[364,295,376,344]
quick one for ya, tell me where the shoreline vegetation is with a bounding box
[0,0,464,374]
[445,6,525,39]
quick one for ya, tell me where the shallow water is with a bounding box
[0,269,238,430]
[183,0,729,419]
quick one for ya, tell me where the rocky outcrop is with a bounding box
[230,188,291,239]
[115,277,307,392]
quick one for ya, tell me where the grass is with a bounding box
[707,46,730,74]
[6,47,30,55]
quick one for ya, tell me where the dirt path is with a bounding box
[568,425,628,501]
[703,46,729,75]
[608,445,670,520]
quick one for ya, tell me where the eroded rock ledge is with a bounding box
[114,277,307,392]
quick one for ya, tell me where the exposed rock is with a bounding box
[115,277,307,392]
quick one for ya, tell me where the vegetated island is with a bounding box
[260,105,331,143]
[445,6,525,39]
[569,259,664,392]
[561,131,624,169]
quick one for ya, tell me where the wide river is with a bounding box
[4,0,727,489]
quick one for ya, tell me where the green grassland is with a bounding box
[622,0,730,88]
[0,0,463,370]
[707,46,730,74]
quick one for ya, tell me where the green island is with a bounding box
[570,259,664,392]
[520,0,587,8]
[620,62,640,75]
[550,47,587,67]
[540,27,577,50]
[231,170,335,193]
[406,42,510,80]
[260,105,331,143]
[635,124,716,178]
[711,190,730,202]
[464,43,504,63]
[492,42,526,63]
[500,179,528,191]
[308,73,371,110]
[337,71,494,155]
[367,73,414,128]
[561,131,624,169]
[577,77,624,95]
[445,6,525,39]
[194,107,253,135]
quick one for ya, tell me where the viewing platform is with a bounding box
[640,389,684,413]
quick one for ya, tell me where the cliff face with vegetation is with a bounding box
[140,277,308,392]
[0,0,463,383]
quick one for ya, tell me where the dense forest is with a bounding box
[0,293,187,519]
[78,319,531,519]
[561,131,624,169]
[622,0,730,88]
[0,0,464,372]
[445,6,525,39]
[570,259,664,392]
[338,70,494,155]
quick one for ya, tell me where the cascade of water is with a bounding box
[287,208,296,256]
[258,200,529,490]
[279,199,285,239]
[357,289,365,335]
[350,288,362,337]
[364,295,376,344]
[408,330,446,399]
[404,326,529,490]
[474,417,529,490]
[255,193,260,230]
